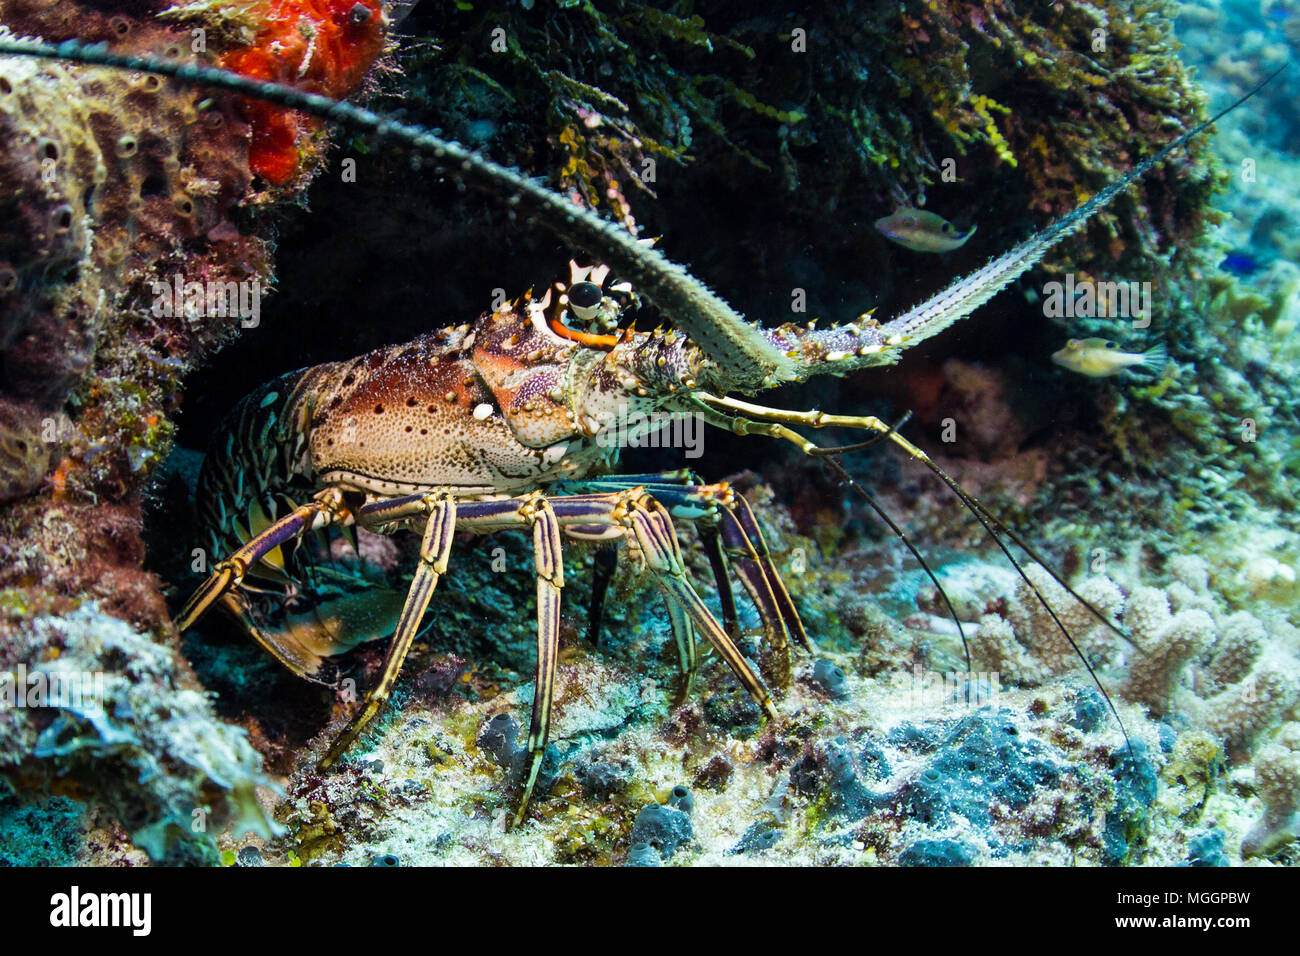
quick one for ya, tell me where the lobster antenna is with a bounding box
[838,433,1134,752]
[814,428,1144,656]
[0,35,786,388]
[698,392,1140,652]
[910,451,1142,651]
[901,449,1134,752]
[823,428,1133,752]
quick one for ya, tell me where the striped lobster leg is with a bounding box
[617,495,776,720]
[585,543,621,646]
[556,473,808,692]
[518,497,564,827]
[552,488,775,718]
[695,524,740,641]
[175,487,352,684]
[717,493,812,690]
[555,489,700,706]
[585,540,709,703]
[334,491,576,825]
[339,491,570,823]
[316,487,771,824]
[318,493,456,770]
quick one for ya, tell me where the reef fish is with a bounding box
[1051,338,1167,377]
[874,208,976,252]
[1219,252,1261,276]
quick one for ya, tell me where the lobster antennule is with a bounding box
[692,391,1136,753]
[0,35,787,390]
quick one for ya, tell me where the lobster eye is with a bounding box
[568,281,602,309]
[567,280,604,321]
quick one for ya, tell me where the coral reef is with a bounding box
[969,554,1300,757]
[1011,0,1300,536]
[211,0,387,184]
[0,605,279,863]
[0,0,277,643]
[1242,722,1300,857]
[0,398,55,503]
[0,0,385,859]
[396,0,1213,266]
[204,605,1209,866]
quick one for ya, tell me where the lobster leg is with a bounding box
[585,543,619,646]
[625,497,776,720]
[653,481,808,661]
[319,494,456,769]
[714,505,795,692]
[177,490,343,631]
[662,591,699,703]
[557,473,804,691]
[176,488,351,683]
[635,484,798,692]
[636,479,803,689]
[344,490,568,825]
[215,591,339,686]
[649,514,699,703]
[326,487,771,819]
[725,494,809,649]
[576,505,699,696]
[516,497,564,828]
[696,523,740,640]
[548,489,769,714]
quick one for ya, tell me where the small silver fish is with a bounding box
[874,208,976,252]
[1051,338,1168,378]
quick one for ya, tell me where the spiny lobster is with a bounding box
[0,35,1282,826]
